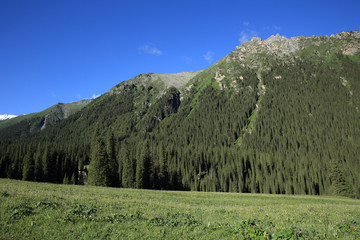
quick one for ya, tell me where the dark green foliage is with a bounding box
[156,144,169,189]
[0,34,359,197]
[147,212,202,227]
[42,145,52,182]
[9,203,34,220]
[22,153,34,181]
[120,141,135,188]
[62,204,97,223]
[329,159,353,197]
[0,101,90,141]
[34,144,43,182]
[135,141,152,189]
[89,125,111,186]
[106,132,119,187]
[87,124,120,187]
[63,174,70,184]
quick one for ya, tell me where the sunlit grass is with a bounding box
[0,178,359,239]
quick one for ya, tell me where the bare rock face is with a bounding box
[264,34,299,55]
[251,37,262,43]
[231,34,300,68]
[157,72,201,89]
[110,71,202,94]
[230,30,360,70]
[111,30,360,96]
[343,45,360,56]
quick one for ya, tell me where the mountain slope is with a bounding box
[0,99,92,140]
[0,114,17,123]
[0,31,359,197]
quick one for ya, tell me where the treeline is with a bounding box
[0,50,359,198]
[0,140,88,184]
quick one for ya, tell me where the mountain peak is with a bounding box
[265,33,287,43]
[109,71,202,94]
[0,114,17,121]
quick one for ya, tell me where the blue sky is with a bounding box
[1,0,359,115]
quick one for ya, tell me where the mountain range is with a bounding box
[1,31,359,198]
[0,114,17,123]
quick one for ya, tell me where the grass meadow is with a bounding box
[0,178,359,239]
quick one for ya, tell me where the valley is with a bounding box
[1,178,359,239]
[0,31,359,198]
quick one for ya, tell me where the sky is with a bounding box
[1,0,359,115]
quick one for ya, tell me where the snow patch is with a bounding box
[0,114,17,121]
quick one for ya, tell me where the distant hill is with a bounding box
[0,114,17,123]
[1,31,359,198]
[0,99,92,139]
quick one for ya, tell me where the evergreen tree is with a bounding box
[42,144,51,182]
[106,131,119,187]
[22,152,34,181]
[158,144,169,189]
[34,144,43,182]
[121,141,134,188]
[117,141,128,187]
[88,124,110,186]
[329,159,353,197]
[136,141,152,189]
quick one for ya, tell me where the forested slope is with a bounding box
[1,31,359,198]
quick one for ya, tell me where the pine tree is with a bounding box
[22,153,34,181]
[88,124,110,186]
[158,144,169,189]
[121,141,134,188]
[42,144,51,182]
[117,141,128,187]
[106,131,119,187]
[34,144,43,182]
[329,159,352,197]
[136,141,152,189]
[136,142,145,189]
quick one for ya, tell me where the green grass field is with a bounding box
[0,179,359,239]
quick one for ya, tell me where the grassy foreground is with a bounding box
[0,179,359,239]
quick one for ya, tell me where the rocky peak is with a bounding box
[250,37,262,43]
[265,34,287,43]
[230,30,360,69]
[231,33,299,68]
[110,71,201,94]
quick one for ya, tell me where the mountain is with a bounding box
[0,114,17,123]
[0,99,92,139]
[0,31,359,198]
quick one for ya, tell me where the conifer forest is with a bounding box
[1,31,360,198]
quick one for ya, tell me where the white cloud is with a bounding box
[204,51,215,64]
[138,45,163,56]
[243,22,249,26]
[239,29,259,44]
[91,93,101,99]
